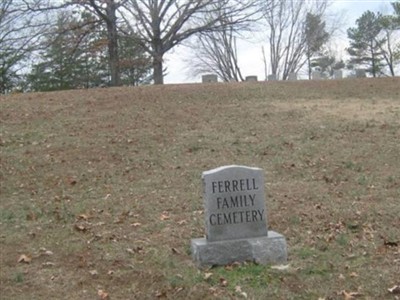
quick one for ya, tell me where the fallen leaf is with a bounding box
[26,212,37,221]
[235,286,248,298]
[155,290,166,297]
[89,270,99,277]
[131,222,141,227]
[42,262,55,267]
[338,274,345,280]
[97,289,109,299]
[107,270,114,276]
[235,286,242,293]
[160,212,170,220]
[77,214,89,220]
[204,272,213,280]
[74,224,87,232]
[126,246,144,255]
[114,217,124,224]
[219,277,228,287]
[389,285,400,294]
[171,247,180,254]
[18,254,32,264]
[177,220,186,225]
[209,287,218,296]
[271,264,290,270]
[224,264,234,271]
[350,272,359,278]
[173,287,183,294]
[384,240,398,247]
[342,290,362,299]
[126,248,135,255]
[39,248,54,256]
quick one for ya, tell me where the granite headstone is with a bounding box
[288,73,297,81]
[191,165,287,267]
[245,76,258,82]
[202,74,218,83]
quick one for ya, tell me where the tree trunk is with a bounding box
[152,34,164,84]
[106,1,120,86]
[385,31,395,77]
[307,51,312,80]
[153,55,164,85]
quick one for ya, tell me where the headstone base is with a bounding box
[191,231,287,268]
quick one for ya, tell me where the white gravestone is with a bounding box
[333,70,343,79]
[312,71,321,80]
[245,76,258,82]
[288,73,297,81]
[355,69,366,78]
[202,74,218,83]
[191,165,287,267]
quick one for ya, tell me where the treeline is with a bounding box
[1,0,399,94]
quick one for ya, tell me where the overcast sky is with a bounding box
[164,0,395,83]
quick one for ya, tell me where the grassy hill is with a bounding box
[1,78,399,299]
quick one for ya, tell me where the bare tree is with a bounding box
[0,0,47,93]
[304,13,330,79]
[188,23,244,82]
[123,0,260,84]
[86,0,125,86]
[378,4,400,77]
[262,0,330,80]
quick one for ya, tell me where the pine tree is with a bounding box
[27,12,108,91]
[347,11,386,77]
[304,13,330,79]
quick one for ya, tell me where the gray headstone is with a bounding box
[267,74,277,81]
[245,76,258,82]
[203,166,268,241]
[202,74,218,83]
[333,70,343,79]
[191,165,287,268]
[355,69,366,78]
[312,71,321,80]
[288,73,297,81]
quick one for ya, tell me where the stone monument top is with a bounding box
[203,165,268,242]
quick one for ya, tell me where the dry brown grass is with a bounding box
[1,78,399,299]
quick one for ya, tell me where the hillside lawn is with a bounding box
[1,78,399,299]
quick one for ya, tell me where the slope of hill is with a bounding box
[1,78,399,299]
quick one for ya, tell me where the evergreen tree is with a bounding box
[377,2,400,76]
[27,11,153,91]
[27,12,109,91]
[118,32,152,86]
[311,54,345,78]
[304,13,330,79]
[347,11,386,77]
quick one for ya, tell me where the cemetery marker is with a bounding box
[191,165,287,267]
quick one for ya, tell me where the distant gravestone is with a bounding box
[245,76,258,82]
[202,74,218,83]
[267,74,277,81]
[334,70,343,79]
[288,73,297,81]
[191,165,287,267]
[312,71,321,80]
[355,69,366,78]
